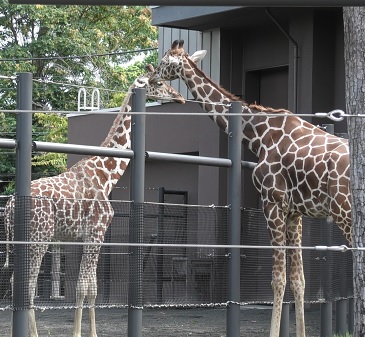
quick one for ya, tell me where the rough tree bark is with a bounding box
[343,7,365,337]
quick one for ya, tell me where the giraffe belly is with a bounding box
[290,190,330,219]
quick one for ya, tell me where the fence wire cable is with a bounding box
[0,75,16,80]
[0,108,353,119]
[0,47,158,62]
[0,241,352,252]
[33,78,122,93]
[0,72,361,121]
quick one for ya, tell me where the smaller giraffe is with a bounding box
[3,65,184,337]
[150,40,352,337]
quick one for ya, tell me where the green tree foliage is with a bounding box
[0,1,158,194]
[107,51,158,107]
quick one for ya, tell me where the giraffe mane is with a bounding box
[185,56,291,114]
[248,104,291,114]
[185,56,242,103]
[100,90,132,148]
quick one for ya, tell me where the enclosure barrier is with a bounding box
[0,73,354,337]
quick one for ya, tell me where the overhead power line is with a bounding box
[0,47,158,62]
[33,78,122,93]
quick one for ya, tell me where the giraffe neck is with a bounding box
[100,90,133,149]
[181,58,232,133]
[181,57,293,157]
[71,89,134,197]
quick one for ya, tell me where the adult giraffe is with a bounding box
[3,65,184,337]
[150,40,351,337]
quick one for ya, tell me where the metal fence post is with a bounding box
[324,123,348,337]
[13,72,32,337]
[128,87,146,337]
[280,303,290,337]
[227,101,242,337]
[320,124,334,337]
[157,187,165,304]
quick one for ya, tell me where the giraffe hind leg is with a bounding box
[269,247,286,337]
[289,249,306,337]
[287,214,306,337]
[264,203,287,337]
[87,255,99,337]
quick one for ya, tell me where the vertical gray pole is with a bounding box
[279,303,290,337]
[335,299,347,336]
[128,87,146,337]
[320,124,334,337]
[322,124,347,337]
[348,297,354,334]
[226,101,242,337]
[157,187,165,304]
[13,73,32,337]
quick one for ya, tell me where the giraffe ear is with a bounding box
[171,40,179,49]
[189,50,207,63]
[145,64,154,73]
[135,77,147,88]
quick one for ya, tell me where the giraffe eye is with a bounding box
[157,82,163,87]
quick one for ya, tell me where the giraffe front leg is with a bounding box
[29,276,40,337]
[287,214,306,337]
[9,278,37,337]
[29,309,38,337]
[87,263,98,337]
[74,246,100,337]
[9,289,39,337]
[88,282,97,337]
[28,244,49,337]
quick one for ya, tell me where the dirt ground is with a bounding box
[0,305,326,337]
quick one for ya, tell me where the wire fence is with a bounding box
[0,196,353,311]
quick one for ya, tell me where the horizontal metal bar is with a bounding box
[4,139,257,169]
[9,0,365,5]
[4,139,255,169]
[33,141,134,158]
[146,151,232,167]
[242,160,257,169]
[0,138,16,149]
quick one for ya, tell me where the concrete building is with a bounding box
[69,6,347,208]
[65,7,351,306]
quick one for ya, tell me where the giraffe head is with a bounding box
[134,64,185,104]
[150,40,207,83]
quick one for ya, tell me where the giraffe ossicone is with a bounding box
[151,40,352,337]
[2,65,184,337]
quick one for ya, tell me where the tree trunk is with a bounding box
[343,7,365,337]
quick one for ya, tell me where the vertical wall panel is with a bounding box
[210,29,221,83]
[159,27,171,61]
[201,31,212,77]
[171,29,180,44]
